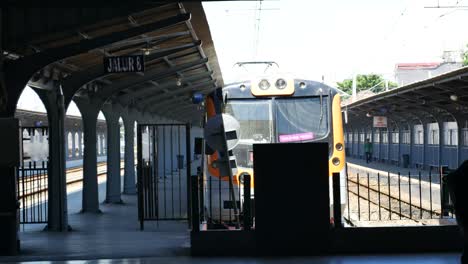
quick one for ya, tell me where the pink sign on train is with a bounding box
[279,132,314,143]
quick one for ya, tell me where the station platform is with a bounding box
[0,175,190,263]
[346,157,433,179]
[0,163,463,263]
[9,252,463,263]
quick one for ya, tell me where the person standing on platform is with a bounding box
[447,161,467,264]
[364,138,373,164]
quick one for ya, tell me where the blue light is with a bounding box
[192,93,204,104]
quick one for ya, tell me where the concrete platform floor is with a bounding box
[0,178,190,263]
[9,253,464,264]
[1,164,463,263]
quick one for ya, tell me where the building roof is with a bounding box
[344,66,468,127]
[395,62,441,70]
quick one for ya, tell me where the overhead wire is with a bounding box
[252,0,263,60]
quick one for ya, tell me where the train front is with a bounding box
[203,76,346,227]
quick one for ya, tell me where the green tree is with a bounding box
[337,74,397,95]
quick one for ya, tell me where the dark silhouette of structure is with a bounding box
[447,160,467,263]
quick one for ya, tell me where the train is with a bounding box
[202,71,347,228]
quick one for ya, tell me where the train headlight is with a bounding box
[275,78,287,90]
[240,84,246,91]
[335,143,344,151]
[299,81,306,89]
[259,79,270,90]
[332,157,340,166]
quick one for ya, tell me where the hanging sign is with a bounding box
[373,116,387,128]
[104,55,145,73]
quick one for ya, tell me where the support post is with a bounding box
[75,97,103,213]
[243,173,252,231]
[34,87,69,231]
[191,173,200,232]
[137,124,144,230]
[102,103,123,204]
[122,110,137,194]
[186,123,192,228]
[0,118,21,255]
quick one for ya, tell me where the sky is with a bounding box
[16,0,468,114]
[202,0,468,85]
[17,86,106,119]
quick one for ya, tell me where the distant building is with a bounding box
[394,61,463,86]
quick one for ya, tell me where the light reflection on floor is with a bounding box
[11,253,462,264]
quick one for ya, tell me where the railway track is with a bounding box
[18,162,110,199]
[346,178,437,225]
[18,163,126,224]
[343,164,456,226]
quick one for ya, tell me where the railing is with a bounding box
[192,162,457,231]
[193,171,253,231]
[137,124,190,230]
[17,161,49,224]
[345,164,456,226]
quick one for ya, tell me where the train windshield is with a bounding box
[275,97,329,142]
[224,100,273,144]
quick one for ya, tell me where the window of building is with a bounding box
[443,122,458,146]
[74,133,79,157]
[427,123,439,145]
[391,131,399,144]
[373,130,380,143]
[414,124,423,145]
[68,132,73,158]
[401,130,410,144]
[463,128,468,146]
[381,130,388,144]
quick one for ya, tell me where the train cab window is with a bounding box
[275,97,329,142]
[224,100,273,144]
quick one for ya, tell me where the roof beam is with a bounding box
[140,79,215,110]
[97,58,208,101]
[62,41,200,108]
[118,71,212,105]
[105,31,191,54]
[5,13,191,116]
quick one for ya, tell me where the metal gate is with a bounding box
[137,123,191,230]
[17,126,49,224]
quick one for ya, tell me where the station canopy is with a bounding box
[344,67,468,127]
[2,3,223,124]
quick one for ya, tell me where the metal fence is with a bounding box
[192,171,253,231]
[345,164,456,226]
[137,124,191,230]
[17,126,49,224]
[193,161,458,230]
[17,161,49,224]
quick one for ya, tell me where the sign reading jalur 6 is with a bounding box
[104,55,145,73]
